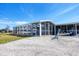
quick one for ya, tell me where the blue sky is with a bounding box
[0,3,79,29]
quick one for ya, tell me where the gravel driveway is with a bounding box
[0,35,79,56]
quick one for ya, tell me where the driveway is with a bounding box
[0,35,79,56]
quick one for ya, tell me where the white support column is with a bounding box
[48,23,50,35]
[49,23,50,35]
[45,23,46,35]
[75,24,77,35]
[51,24,52,35]
[35,27,36,36]
[54,25,56,35]
[47,23,48,35]
[36,25,37,36]
[39,22,42,36]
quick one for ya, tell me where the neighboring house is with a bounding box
[13,20,79,36]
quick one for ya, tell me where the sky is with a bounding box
[0,3,79,29]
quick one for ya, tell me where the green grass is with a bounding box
[0,33,27,44]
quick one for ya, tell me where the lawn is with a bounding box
[0,33,26,44]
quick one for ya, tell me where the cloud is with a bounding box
[0,18,12,25]
[3,18,9,20]
[0,20,13,25]
[66,16,79,22]
[54,4,79,17]
[15,21,28,25]
[0,19,28,25]
[20,5,25,13]
[0,19,28,29]
[20,5,34,18]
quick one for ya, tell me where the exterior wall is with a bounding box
[13,21,55,36]
[56,23,79,35]
[13,24,32,36]
[31,21,55,36]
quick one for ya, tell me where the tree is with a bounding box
[5,25,10,33]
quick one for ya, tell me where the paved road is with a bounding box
[0,35,79,56]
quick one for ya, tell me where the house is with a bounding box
[13,20,79,36]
